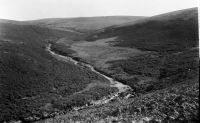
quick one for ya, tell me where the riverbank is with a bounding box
[25,44,132,122]
[48,44,133,93]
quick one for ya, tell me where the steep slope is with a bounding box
[27,16,145,33]
[87,8,199,52]
[0,20,113,122]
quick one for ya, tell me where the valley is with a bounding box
[48,43,133,103]
[0,7,199,123]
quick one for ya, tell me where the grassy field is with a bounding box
[68,37,146,71]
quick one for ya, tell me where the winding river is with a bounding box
[46,44,133,105]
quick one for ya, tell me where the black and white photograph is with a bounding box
[0,0,199,122]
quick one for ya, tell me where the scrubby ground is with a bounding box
[36,78,199,123]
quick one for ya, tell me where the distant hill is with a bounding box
[87,8,199,52]
[27,16,145,33]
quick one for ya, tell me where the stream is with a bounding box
[46,44,133,107]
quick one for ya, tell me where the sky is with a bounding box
[0,0,198,21]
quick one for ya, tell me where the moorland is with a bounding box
[0,7,199,123]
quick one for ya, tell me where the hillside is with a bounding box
[27,16,145,33]
[87,8,199,52]
[0,21,116,122]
